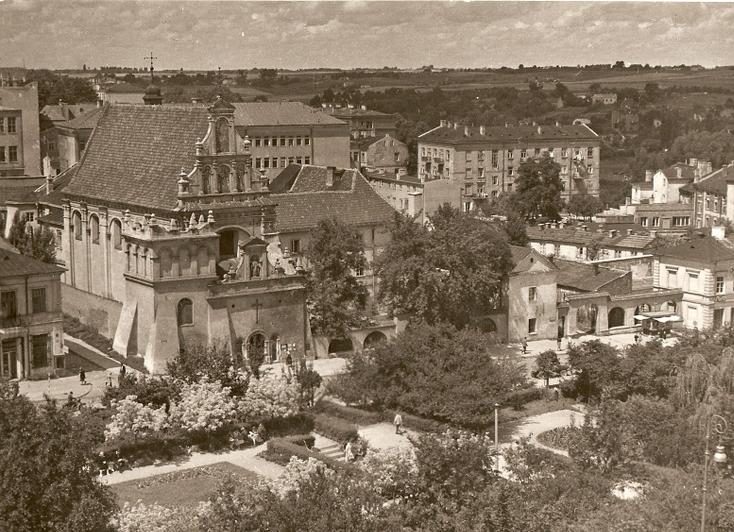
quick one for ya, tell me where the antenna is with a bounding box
[144,51,158,81]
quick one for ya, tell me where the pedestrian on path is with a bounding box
[344,440,355,462]
[120,364,126,377]
[634,333,639,344]
[556,336,562,352]
[79,367,86,385]
[522,337,528,355]
[394,412,403,435]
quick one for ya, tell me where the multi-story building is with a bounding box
[679,162,734,229]
[363,169,462,224]
[417,122,600,203]
[350,133,409,174]
[96,82,145,104]
[0,81,41,177]
[233,102,350,181]
[654,227,734,329]
[40,101,99,126]
[322,105,398,139]
[630,159,711,205]
[41,106,103,176]
[0,249,65,380]
[633,203,693,232]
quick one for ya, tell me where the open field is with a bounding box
[112,462,258,509]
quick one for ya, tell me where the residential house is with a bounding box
[322,105,398,140]
[654,226,734,329]
[679,162,734,228]
[0,250,65,380]
[0,81,41,177]
[350,133,409,174]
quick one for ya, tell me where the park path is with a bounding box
[101,443,284,485]
[504,408,585,457]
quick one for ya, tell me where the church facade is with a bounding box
[56,98,395,373]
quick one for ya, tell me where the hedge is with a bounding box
[505,386,546,410]
[381,410,447,433]
[313,414,359,444]
[264,437,350,471]
[314,400,383,425]
[98,414,315,467]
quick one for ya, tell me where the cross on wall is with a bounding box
[253,298,263,323]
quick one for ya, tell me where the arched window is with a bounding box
[177,298,193,326]
[72,211,82,240]
[110,218,122,250]
[89,214,100,244]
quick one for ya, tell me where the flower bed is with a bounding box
[536,426,582,451]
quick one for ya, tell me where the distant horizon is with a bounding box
[1,1,733,71]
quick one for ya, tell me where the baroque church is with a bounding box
[55,95,395,372]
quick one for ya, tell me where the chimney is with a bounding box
[582,224,588,232]
[479,125,486,135]
[559,221,565,229]
[360,105,367,111]
[325,166,335,188]
[712,225,726,240]
[453,122,458,130]
[397,167,407,179]
[440,119,448,127]
[537,125,543,135]
[609,229,617,237]
[625,197,631,206]
[645,170,653,182]
[555,120,560,127]
[676,166,683,178]
[45,174,52,195]
[464,125,470,136]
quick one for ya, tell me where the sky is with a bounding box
[1,0,733,70]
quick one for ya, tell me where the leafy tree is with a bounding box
[331,322,525,428]
[167,343,247,396]
[511,154,565,220]
[6,215,56,264]
[375,208,512,329]
[502,212,529,246]
[566,340,622,401]
[535,350,561,387]
[305,218,369,338]
[567,194,603,220]
[668,129,734,167]
[0,396,116,532]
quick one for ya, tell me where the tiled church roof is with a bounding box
[271,165,396,232]
[63,104,209,211]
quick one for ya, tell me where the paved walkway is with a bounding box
[358,422,416,450]
[101,443,284,485]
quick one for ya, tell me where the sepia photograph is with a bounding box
[1,0,734,530]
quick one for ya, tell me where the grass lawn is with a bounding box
[112,462,258,509]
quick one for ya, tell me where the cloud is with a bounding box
[0,1,730,69]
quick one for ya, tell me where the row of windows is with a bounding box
[254,156,310,169]
[664,267,700,291]
[422,146,596,164]
[0,117,17,134]
[252,136,311,148]
[0,146,18,163]
[0,287,47,318]
[72,213,123,249]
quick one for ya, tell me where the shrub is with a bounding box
[239,372,300,420]
[103,374,177,409]
[313,414,359,444]
[314,399,383,425]
[268,456,336,498]
[105,396,169,441]
[170,378,238,433]
[97,429,190,465]
[263,414,314,437]
[264,438,350,471]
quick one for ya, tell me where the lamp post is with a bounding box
[494,402,500,451]
[701,413,729,532]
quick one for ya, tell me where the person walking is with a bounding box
[79,367,86,385]
[344,440,355,462]
[556,335,562,352]
[394,411,403,435]
[522,337,528,355]
[119,364,127,377]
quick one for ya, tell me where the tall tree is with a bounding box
[0,395,117,532]
[375,208,512,329]
[7,214,57,264]
[567,194,603,220]
[511,154,565,220]
[305,218,369,338]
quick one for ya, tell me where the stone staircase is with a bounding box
[313,433,345,462]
